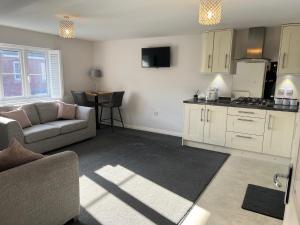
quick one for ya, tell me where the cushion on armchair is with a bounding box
[0,138,44,172]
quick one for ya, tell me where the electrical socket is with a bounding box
[154,112,159,117]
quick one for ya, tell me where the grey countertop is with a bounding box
[183,98,299,113]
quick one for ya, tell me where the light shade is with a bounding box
[89,69,102,78]
[59,16,75,38]
[199,0,222,25]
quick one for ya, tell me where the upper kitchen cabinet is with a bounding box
[278,24,300,75]
[212,30,234,73]
[200,29,234,74]
[200,32,214,73]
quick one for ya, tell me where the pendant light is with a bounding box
[199,0,222,25]
[59,16,75,38]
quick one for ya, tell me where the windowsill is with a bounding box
[0,97,63,106]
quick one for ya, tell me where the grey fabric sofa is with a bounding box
[0,101,96,153]
[0,151,80,225]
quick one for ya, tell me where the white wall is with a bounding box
[0,25,95,101]
[94,35,233,135]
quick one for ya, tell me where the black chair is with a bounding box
[71,91,94,107]
[99,91,125,131]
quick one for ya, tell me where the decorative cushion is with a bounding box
[57,102,77,120]
[47,120,88,134]
[0,138,44,172]
[0,106,17,112]
[20,104,40,125]
[35,102,58,123]
[0,109,32,129]
[22,124,60,144]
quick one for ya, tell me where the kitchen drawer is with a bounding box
[228,107,266,119]
[227,115,266,135]
[225,132,263,153]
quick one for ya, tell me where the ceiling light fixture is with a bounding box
[59,16,75,38]
[199,0,222,25]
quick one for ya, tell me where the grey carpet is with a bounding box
[57,128,229,225]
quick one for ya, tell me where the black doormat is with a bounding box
[242,184,285,220]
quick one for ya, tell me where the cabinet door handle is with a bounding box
[238,111,255,114]
[237,118,254,122]
[225,54,228,69]
[206,109,210,122]
[201,108,204,122]
[268,115,272,130]
[208,55,211,69]
[236,135,253,139]
[282,53,287,69]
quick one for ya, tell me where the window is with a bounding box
[0,44,63,101]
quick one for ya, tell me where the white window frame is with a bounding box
[0,43,63,104]
[12,61,21,81]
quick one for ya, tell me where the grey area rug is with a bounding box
[57,128,229,225]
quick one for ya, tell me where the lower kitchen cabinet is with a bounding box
[204,105,228,146]
[183,103,297,159]
[263,111,296,158]
[226,132,263,153]
[183,104,205,142]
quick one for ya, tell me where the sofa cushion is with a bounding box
[57,102,77,120]
[47,120,88,134]
[0,109,32,129]
[20,104,40,125]
[35,102,58,123]
[0,138,44,172]
[0,106,17,112]
[23,124,60,143]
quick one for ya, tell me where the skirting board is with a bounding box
[114,122,182,137]
[182,139,291,165]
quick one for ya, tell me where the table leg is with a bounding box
[95,96,100,129]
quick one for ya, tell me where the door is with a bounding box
[212,30,233,73]
[263,111,296,158]
[278,25,300,75]
[183,104,205,142]
[204,105,228,146]
[200,32,214,73]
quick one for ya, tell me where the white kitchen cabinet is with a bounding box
[278,24,300,75]
[200,32,214,73]
[227,115,265,135]
[183,104,205,142]
[263,111,296,157]
[212,30,234,74]
[226,132,263,153]
[200,29,233,74]
[204,105,228,146]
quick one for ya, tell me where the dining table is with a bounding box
[86,91,113,129]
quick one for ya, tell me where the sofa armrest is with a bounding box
[76,106,96,129]
[0,151,80,225]
[0,116,24,150]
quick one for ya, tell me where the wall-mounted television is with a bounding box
[142,47,171,68]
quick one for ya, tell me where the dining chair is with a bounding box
[99,91,125,131]
[71,91,94,107]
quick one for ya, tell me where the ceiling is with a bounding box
[0,0,299,41]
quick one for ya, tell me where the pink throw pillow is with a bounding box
[57,102,77,120]
[0,109,32,128]
[0,138,44,172]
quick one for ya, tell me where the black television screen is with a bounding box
[142,47,170,68]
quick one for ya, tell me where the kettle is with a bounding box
[206,88,218,101]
